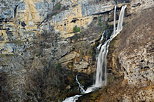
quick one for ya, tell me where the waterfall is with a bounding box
[116,5,126,33]
[63,95,82,102]
[63,5,127,102]
[97,31,105,50]
[111,5,127,39]
[76,75,86,93]
[114,6,117,35]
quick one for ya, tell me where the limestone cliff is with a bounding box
[0,0,110,101]
[105,7,154,101]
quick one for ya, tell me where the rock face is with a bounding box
[131,0,154,11]
[0,0,110,101]
[52,5,93,37]
[51,1,116,36]
[0,0,154,102]
[81,2,114,16]
[105,6,154,102]
[111,6,154,85]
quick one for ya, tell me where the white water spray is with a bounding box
[63,5,127,102]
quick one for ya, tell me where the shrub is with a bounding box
[53,3,61,11]
[73,26,80,33]
[98,16,102,26]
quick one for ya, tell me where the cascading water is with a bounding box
[63,5,127,102]
[76,75,86,93]
[97,31,105,50]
